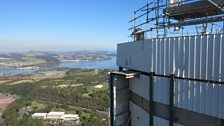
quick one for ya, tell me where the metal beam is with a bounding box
[109,74,114,126]
[135,2,153,13]
[168,16,224,27]
[165,0,224,20]
[149,72,155,126]
[109,71,140,79]
[130,90,224,126]
[206,0,224,12]
[121,69,224,85]
[169,74,175,126]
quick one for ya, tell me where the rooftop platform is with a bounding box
[165,0,224,20]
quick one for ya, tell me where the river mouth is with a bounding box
[0,57,116,75]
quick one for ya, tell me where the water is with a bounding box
[58,57,117,70]
[0,57,117,75]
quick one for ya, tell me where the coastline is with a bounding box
[0,57,116,75]
[0,57,112,70]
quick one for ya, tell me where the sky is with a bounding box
[0,0,149,52]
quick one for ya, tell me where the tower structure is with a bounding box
[110,0,224,126]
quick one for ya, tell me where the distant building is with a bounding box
[60,114,80,123]
[95,85,103,89]
[32,112,80,123]
[32,113,47,120]
[46,112,65,120]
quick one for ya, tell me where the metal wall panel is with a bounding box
[212,34,220,117]
[206,35,214,116]
[129,74,170,105]
[174,37,178,76]
[117,40,152,73]
[165,38,170,75]
[200,36,207,114]
[154,77,170,105]
[170,37,175,74]
[115,89,129,112]
[220,34,224,118]
[219,85,224,119]
[195,36,201,113]
[129,102,149,126]
[153,38,157,73]
[183,37,189,110]
[115,112,129,126]
[117,34,224,82]
[157,39,161,75]
[207,35,213,80]
[118,34,224,82]
[117,34,224,122]
[222,34,224,82]
[129,102,183,126]
[113,76,129,125]
[154,116,169,126]
[129,74,150,100]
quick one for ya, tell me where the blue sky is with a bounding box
[0,0,149,52]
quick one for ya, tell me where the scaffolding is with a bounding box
[110,1,224,126]
[129,0,224,40]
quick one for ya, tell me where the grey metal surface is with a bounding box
[117,34,224,81]
[110,74,130,126]
[165,0,224,20]
[129,90,224,126]
[117,34,224,119]
[110,71,224,126]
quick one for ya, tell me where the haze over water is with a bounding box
[0,57,116,75]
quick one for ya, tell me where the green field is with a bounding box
[0,68,110,126]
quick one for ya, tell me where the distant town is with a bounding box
[0,51,116,70]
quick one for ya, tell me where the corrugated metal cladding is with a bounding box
[117,34,224,123]
[129,102,149,126]
[117,34,224,81]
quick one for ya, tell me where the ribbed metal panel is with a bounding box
[117,34,224,120]
[129,102,149,126]
[129,74,150,100]
[154,77,170,105]
[154,116,169,126]
[117,34,224,81]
